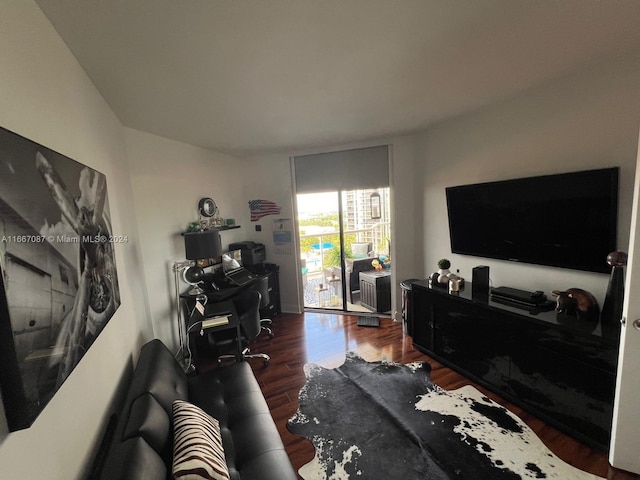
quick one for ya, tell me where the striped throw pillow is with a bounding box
[172,400,230,480]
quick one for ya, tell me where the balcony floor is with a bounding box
[303,270,383,314]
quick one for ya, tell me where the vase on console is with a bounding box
[437,258,451,284]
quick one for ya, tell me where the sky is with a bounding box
[296,192,338,216]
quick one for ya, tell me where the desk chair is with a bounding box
[254,276,274,338]
[214,289,270,367]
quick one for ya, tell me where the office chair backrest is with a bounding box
[232,289,262,340]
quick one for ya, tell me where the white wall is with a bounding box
[235,152,300,312]
[388,136,421,315]
[416,49,640,303]
[125,128,247,349]
[0,2,149,479]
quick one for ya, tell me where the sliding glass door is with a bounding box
[293,145,391,314]
[297,187,391,313]
[298,192,344,310]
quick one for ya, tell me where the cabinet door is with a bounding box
[375,275,391,312]
[264,265,281,315]
[411,286,433,352]
[510,327,616,448]
[432,297,512,391]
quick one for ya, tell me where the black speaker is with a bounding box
[472,266,490,299]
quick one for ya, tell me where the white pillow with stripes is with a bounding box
[172,400,230,480]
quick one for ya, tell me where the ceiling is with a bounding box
[36,0,640,157]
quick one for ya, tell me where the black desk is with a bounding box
[179,265,280,369]
[203,286,241,302]
[204,264,281,315]
[180,295,241,370]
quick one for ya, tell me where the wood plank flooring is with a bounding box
[215,312,638,479]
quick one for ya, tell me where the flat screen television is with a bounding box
[445,167,619,274]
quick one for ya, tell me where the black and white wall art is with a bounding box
[0,127,121,431]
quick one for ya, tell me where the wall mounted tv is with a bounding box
[445,167,619,274]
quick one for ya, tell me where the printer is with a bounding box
[229,241,266,266]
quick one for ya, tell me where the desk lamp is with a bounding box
[183,230,222,294]
[173,229,222,372]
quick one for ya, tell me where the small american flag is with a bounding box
[248,199,281,221]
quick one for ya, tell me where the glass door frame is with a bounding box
[296,188,391,314]
[297,191,347,312]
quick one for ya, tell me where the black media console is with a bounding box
[411,280,620,450]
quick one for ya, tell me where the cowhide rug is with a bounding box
[287,352,604,480]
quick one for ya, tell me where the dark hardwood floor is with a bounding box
[211,312,638,480]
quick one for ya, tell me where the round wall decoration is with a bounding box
[198,197,217,217]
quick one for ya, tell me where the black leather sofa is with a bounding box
[97,339,296,480]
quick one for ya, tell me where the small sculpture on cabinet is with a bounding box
[436,258,451,284]
[430,259,464,290]
[552,288,599,322]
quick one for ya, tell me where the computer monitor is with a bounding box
[222,249,243,275]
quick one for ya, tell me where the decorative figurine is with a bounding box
[430,259,465,290]
[437,258,451,284]
[552,288,599,321]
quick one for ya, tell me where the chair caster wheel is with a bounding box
[264,359,270,367]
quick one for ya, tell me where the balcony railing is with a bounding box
[300,223,390,274]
